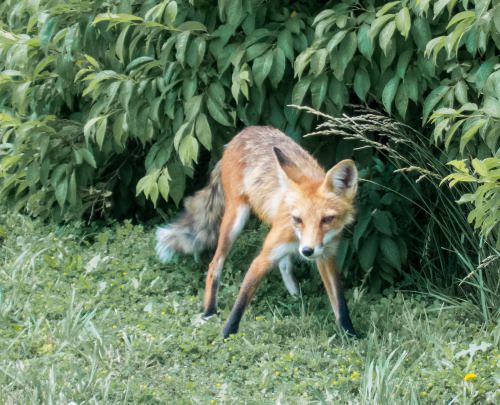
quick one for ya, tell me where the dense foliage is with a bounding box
[0,1,498,290]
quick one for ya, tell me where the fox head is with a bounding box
[274,147,357,260]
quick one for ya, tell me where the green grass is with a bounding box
[0,212,498,404]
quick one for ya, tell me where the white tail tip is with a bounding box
[155,226,177,263]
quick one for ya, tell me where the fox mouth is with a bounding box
[299,254,317,261]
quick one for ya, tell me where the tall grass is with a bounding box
[298,105,499,322]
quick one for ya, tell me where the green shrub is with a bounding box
[0,1,498,291]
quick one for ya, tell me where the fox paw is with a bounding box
[191,312,218,327]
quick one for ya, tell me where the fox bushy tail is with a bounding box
[155,163,224,263]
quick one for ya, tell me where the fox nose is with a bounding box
[301,247,314,257]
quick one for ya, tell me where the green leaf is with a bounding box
[291,76,312,105]
[207,95,231,126]
[168,160,186,205]
[277,30,294,62]
[395,85,408,118]
[93,13,143,25]
[96,116,107,150]
[396,49,413,79]
[353,209,371,250]
[382,76,400,115]
[395,7,411,39]
[373,210,393,236]
[79,149,97,168]
[434,0,450,17]
[55,177,68,208]
[294,48,313,79]
[40,16,59,49]
[471,159,488,177]
[474,57,497,91]
[494,5,500,33]
[252,49,274,87]
[178,21,208,32]
[310,49,328,77]
[424,36,447,63]
[447,10,475,29]
[359,235,378,271]
[357,24,374,61]
[412,17,432,50]
[447,159,469,173]
[460,119,486,154]
[422,86,449,123]
[404,70,419,102]
[115,25,130,63]
[354,67,370,102]
[165,1,178,23]
[310,74,328,109]
[208,82,225,102]
[246,43,271,61]
[454,81,468,104]
[483,96,500,119]
[195,113,212,150]
[174,122,191,150]
[187,37,206,68]
[370,14,394,40]
[328,78,346,108]
[326,30,348,53]
[176,31,190,65]
[380,237,402,271]
[126,56,157,72]
[84,116,104,141]
[330,32,357,81]
[68,171,77,206]
[444,119,466,150]
[178,134,199,166]
[376,1,401,17]
[158,170,170,201]
[184,94,202,121]
[379,21,396,55]
[269,48,286,88]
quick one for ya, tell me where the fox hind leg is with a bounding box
[279,256,299,296]
[203,201,250,317]
[223,225,294,337]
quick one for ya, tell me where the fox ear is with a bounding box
[273,147,304,187]
[322,159,358,199]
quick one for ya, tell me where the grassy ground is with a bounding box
[0,211,498,404]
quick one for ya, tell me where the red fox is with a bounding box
[156,126,358,338]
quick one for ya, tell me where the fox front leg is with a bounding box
[316,257,357,337]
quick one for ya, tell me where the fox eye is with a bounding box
[292,216,302,225]
[321,215,335,224]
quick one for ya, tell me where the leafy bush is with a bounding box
[0,1,498,292]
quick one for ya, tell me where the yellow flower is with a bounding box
[420,392,427,397]
[464,373,477,381]
[255,316,264,321]
[350,371,360,381]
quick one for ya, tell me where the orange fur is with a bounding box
[156,126,359,337]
